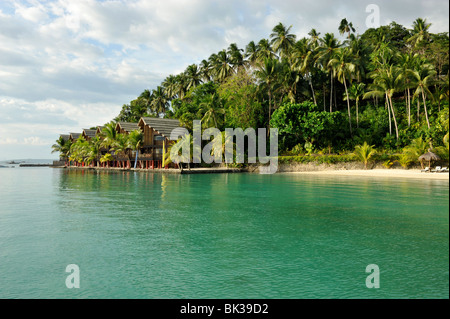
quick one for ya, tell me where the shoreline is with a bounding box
[57,165,449,180]
[283,169,449,180]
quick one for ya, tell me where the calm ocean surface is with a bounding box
[0,167,448,299]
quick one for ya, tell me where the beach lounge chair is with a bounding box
[439,167,449,173]
[432,166,442,173]
[421,167,430,172]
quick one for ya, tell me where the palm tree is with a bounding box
[199,59,212,82]
[315,33,342,112]
[112,133,131,168]
[227,43,246,72]
[255,57,282,132]
[338,18,356,39]
[329,48,356,134]
[150,86,169,116]
[308,28,321,49]
[364,65,401,141]
[100,122,118,150]
[128,129,143,168]
[162,75,178,100]
[200,93,225,128]
[353,142,376,169]
[69,136,89,166]
[348,34,369,82]
[174,73,188,99]
[256,39,276,62]
[396,53,416,126]
[245,40,259,67]
[87,136,101,167]
[185,64,202,91]
[138,89,152,111]
[270,22,296,59]
[51,136,71,160]
[407,18,432,51]
[210,50,234,82]
[291,38,317,105]
[345,83,366,128]
[410,64,436,129]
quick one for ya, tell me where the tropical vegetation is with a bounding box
[55,18,449,169]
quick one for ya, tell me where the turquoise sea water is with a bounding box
[0,168,448,299]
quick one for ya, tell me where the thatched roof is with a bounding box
[139,117,184,140]
[60,134,70,141]
[69,133,81,140]
[418,152,441,161]
[116,122,140,133]
[82,129,97,139]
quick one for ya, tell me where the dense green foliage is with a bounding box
[56,18,449,167]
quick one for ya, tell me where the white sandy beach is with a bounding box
[289,169,450,180]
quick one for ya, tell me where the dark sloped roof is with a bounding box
[70,133,81,140]
[117,122,140,133]
[60,134,70,141]
[83,129,97,138]
[140,117,184,140]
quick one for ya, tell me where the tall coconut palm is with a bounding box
[338,18,356,39]
[111,133,131,168]
[174,73,188,99]
[348,34,369,82]
[255,57,282,132]
[185,64,202,91]
[345,82,366,128]
[364,65,402,141]
[329,48,356,134]
[162,75,178,100]
[100,122,118,150]
[270,22,296,59]
[291,38,317,105]
[315,33,342,112]
[150,86,169,116]
[227,43,246,72]
[245,40,259,67]
[410,64,437,129]
[211,50,234,82]
[199,59,212,82]
[308,28,321,49]
[200,93,225,128]
[396,52,416,126]
[87,136,101,167]
[256,39,276,62]
[407,18,432,51]
[128,129,143,168]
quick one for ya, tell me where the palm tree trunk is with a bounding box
[386,93,391,136]
[407,88,411,126]
[343,76,352,135]
[323,84,326,111]
[421,91,431,129]
[417,98,420,122]
[309,78,317,105]
[330,73,333,112]
[388,95,399,141]
[356,99,359,129]
[268,89,272,137]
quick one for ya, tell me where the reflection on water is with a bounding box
[0,168,448,299]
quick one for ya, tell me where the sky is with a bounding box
[0,0,448,160]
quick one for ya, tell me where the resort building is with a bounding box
[116,122,140,135]
[69,132,81,142]
[60,117,185,170]
[82,129,97,141]
[137,117,184,169]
